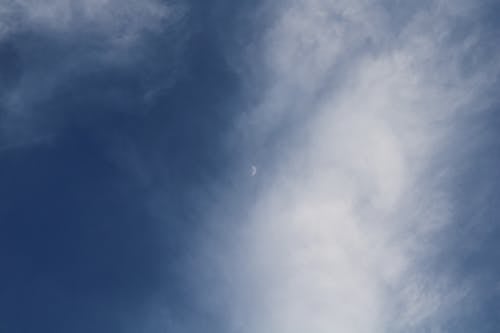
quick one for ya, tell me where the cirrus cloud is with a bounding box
[192,1,500,332]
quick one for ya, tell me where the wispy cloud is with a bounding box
[0,0,188,147]
[194,1,499,332]
[0,0,184,44]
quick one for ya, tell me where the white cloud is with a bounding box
[0,0,188,149]
[194,1,499,332]
[0,0,184,45]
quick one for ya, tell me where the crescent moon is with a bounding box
[251,165,257,176]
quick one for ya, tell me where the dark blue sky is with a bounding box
[0,2,246,331]
[0,1,499,332]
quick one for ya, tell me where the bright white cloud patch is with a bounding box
[195,1,499,332]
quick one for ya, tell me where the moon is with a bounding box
[251,165,257,176]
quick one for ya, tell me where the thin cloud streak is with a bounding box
[195,1,499,332]
[0,0,182,43]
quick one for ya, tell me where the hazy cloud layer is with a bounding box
[1,1,498,332]
[0,0,180,42]
[194,1,500,332]
[0,0,187,147]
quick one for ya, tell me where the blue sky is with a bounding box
[0,1,499,332]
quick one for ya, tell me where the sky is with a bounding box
[0,0,499,332]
